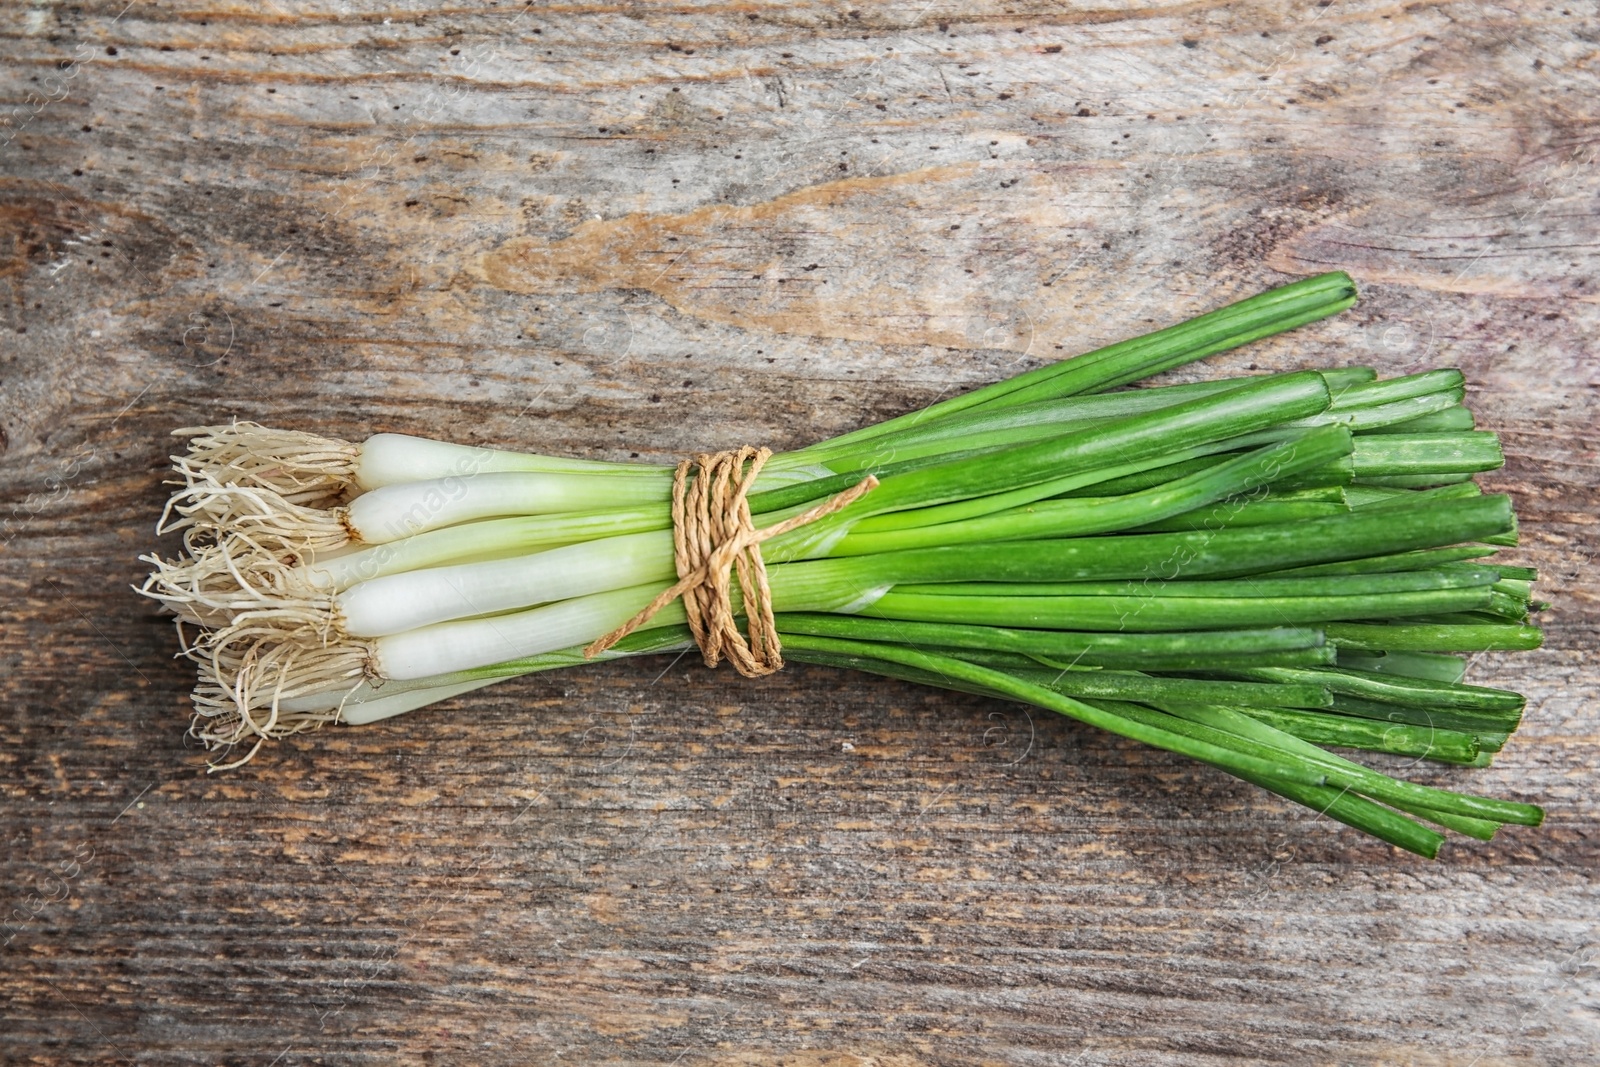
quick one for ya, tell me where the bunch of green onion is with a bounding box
[143,271,1547,856]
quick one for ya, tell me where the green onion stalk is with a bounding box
[142,272,1547,856]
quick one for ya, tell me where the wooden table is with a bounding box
[3,2,1596,1063]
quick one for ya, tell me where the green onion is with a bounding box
[143,271,1547,857]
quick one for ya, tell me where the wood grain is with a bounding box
[2,1,1596,1064]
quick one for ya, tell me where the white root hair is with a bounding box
[147,424,383,770]
[139,540,336,630]
[179,618,374,771]
[159,468,353,562]
[173,422,359,509]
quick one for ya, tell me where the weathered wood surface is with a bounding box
[2,1,1597,1063]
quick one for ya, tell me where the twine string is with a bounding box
[584,447,878,675]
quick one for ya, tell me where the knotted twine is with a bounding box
[584,447,877,676]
